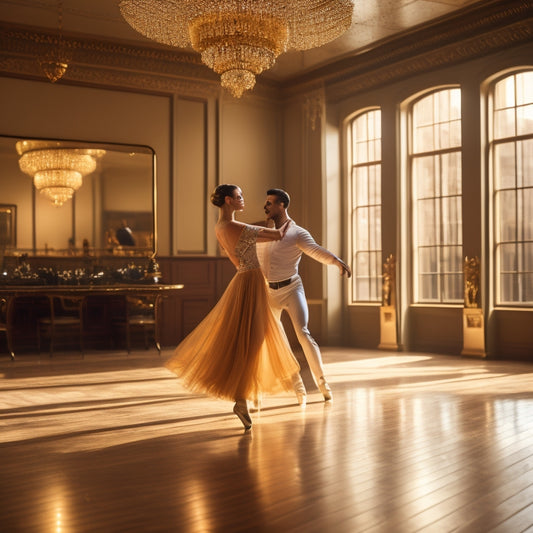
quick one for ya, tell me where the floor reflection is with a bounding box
[0,348,532,532]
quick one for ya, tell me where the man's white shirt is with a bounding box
[256,222,338,282]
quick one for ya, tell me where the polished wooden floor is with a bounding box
[1,347,533,533]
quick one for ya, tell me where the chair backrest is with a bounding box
[50,296,85,321]
[126,295,157,317]
[0,296,14,328]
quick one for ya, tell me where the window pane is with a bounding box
[495,190,516,242]
[356,167,368,204]
[414,124,435,153]
[494,142,516,190]
[414,156,436,198]
[369,165,381,204]
[419,247,438,274]
[441,152,462,196]
[498,243,517,272]
[521,243,533,271]
[369,206,381,248]
[520,273,533,303]
[443,273,462,302]
[369,139,380,161]
[499,272,515,303]
[419,274,439,301]
[523,189,533,240]
[442,245,463,277]
[517,103,533,136]
[442,197,462,245]
[373,111,382,138]
[356,252,369,273]
[356,278,370,301]
[356,140,367,162]
[494,108,516,139]
[449,118,462,148]
[356,206,369,249]
[518,139,533,188]
[516,71,533,105]
[494,75,515,110]
[417,199,436,246]
[449,89,462,120]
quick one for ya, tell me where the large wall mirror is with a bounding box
[0,135,155,258]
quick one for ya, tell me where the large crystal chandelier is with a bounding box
[119,0,354,98]
[16,141,105,207]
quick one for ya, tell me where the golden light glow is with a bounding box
[16,141,105,207]
[119,0,354,98]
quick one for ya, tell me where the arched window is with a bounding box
[347,108,382,303]
[490,70,533,305]
[409,88,463,303]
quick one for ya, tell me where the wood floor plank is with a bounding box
[0,348,532,532]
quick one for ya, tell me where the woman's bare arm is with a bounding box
[256,220,291,242]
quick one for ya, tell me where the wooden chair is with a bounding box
[0,296,15,360]
[114,295,161,354]
[37,295,85,357]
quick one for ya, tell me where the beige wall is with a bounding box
[220,96,283,224]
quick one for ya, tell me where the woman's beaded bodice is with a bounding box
[235,226,260,272]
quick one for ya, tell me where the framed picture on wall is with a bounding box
[0,204,16,248]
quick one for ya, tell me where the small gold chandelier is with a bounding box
[119,0,354,98]
[16,141,105,207]
[40,0,70,83]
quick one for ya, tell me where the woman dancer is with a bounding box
[165,184,300,430]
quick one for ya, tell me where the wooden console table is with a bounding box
[0,284,184,360]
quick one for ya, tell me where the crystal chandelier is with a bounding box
[119,0,354,98]
[16,141,105,207]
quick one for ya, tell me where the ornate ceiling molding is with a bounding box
[327,19,533,102]
[1,0,531,103]
[281,0,533,100]
[0,21,221,98]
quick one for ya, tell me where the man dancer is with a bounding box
[256,189,351,404]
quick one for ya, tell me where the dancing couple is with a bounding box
[165,184,351,430]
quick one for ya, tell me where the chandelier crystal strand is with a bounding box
[119,0,353,98]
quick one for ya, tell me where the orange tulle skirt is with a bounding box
[165,267,300,401]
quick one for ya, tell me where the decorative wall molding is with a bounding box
[302,88,325,132]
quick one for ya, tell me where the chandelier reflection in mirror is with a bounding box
[119,0,354,98]
[16,141,106,207]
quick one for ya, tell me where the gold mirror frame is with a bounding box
[0,204,16,249]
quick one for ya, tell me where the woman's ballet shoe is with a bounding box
[233,401,252,430]
[293,374,307,406]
